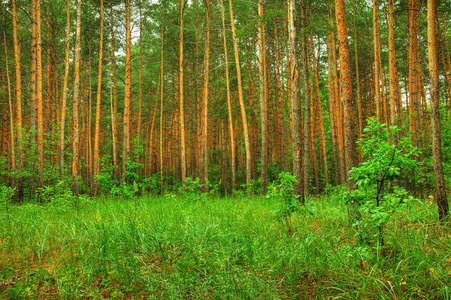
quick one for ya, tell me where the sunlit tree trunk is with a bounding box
[59,0,71,182]
[335,0,357,215]
[159,11,165,194]
[301,1,310,202]
[93,0,104,196]
[72,0,82,196]
[2,14,15,186]
[138,8,143,141]
[288,0,302,197]
[36,0,44,198]
[178,0,187,189]
[427,0,449,221]
[353,0,363,162]
[228,0,251,188]
[122,0,132,183]
[220,0,236,192]
[110,9,118,179]
[388,0,401,142]
[258,0,267,194]
[12,0,23,200]
[199,0,211,192]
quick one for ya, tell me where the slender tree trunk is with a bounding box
[288,0,303,197]
[93,0,104,196]
[36,0,44,198]
[59,0,71,182]
[3,14,15,186]
[29,0,37,197]
[228,0,251,188]
[110,9,118,179]
[373,0,383,125]
[427,0,449,221]
[72,0,81,196]
[179,0,187,189]
[122,0,132,183]
[300,1,310,203]
[258,0,267,194]
[138,8,143,141]
[335,0,358,215]
[200,0,211,192]
[388,0,401,142]
[220,0,236,192]
[12,0,23,201]
[159,11,165,194]
[353,0,363,162]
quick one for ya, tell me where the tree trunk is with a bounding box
[179,0,186,189]
[388,0,401,142]
[12,0,23,201]
[228,0,251,189]
[300,1,310,203]
[353,0,363,162]
[258,0,267,194]
[159,10,165,194]
[92,0,104,196]
[220,0,236,192]
[72,0,82,196]
[335,0,358,214]
[122,0,132,183]
[288,0,303,197]
[59,0,71,182]
[427,0,449,221]
[36,0,44,198]
[110,9,118,180]
[200,0,211,192]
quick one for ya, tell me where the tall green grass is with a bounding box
[0,194,450,299]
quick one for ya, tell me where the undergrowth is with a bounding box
[0,195,450,299]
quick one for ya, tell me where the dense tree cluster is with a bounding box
[0,0,449,219]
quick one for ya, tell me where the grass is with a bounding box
[0,193,450,299]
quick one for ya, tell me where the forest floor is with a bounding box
[0,193,450,299]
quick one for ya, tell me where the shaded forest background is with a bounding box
[1,0,451,218]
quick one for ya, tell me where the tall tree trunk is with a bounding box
[12,0,23,201]
[138,8,143,141]
[300,1,310,203]
[110,9,118,179]
[122,0,132,183]
[353,0,363,162]
[288,0,303,197]
[179,0,187,189]
[427,0,449,221]
[335,0,357,214]
[373,0,383,124]
[93,0,104,196]
[220,0,236,192]
[72,0,82,196]
[258,0,267,194]
[200,0,211,192]
[388,0,401,142]
[228,0,251,188]
[2,14,15,187]
[59,0,71,182]
[159,11,165,194]
[29,0,37,197]
[36,0,44,198]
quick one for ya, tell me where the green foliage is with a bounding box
[344,118,420,246]
[266,172,300,219]
[38,181,92,212]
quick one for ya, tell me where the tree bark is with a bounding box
[335,0,358,214]
[288,0,303,197]
[427,0,449,221]
[179,0,186,189]
[228,0,251,189]
[59,0,71,182]
[258,0,267,194]
[301,1,310,203]
[122,0,132,183]
[93,0,104,196]
[72,0,82,196]
[220,0,236,192]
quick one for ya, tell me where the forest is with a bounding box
[0,0,451,298]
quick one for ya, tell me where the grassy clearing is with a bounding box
[0,194,450,299]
